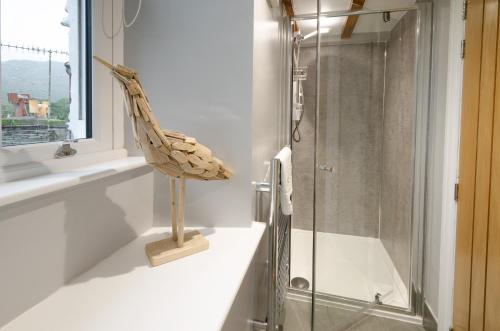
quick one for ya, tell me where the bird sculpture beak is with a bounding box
[93,55,114,70]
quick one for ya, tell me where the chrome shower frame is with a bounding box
[287,1,434,325]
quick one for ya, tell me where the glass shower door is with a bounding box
[286,4,430,329]
[313,6,417,303]
[287,1,433,328]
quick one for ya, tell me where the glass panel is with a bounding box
[0,0,87,147]
[313,9,418,329]
[287,7,423,331]
[287,16,315,331]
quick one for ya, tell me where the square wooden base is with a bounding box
[145,230,209,267]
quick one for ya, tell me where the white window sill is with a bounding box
[0,156,149,208]
[0,148,135,183]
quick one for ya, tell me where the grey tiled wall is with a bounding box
[291,12,417,286]
[379,11,417,286]
[292,42,385,237]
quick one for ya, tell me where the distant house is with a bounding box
[29,100,49,118]
[7,93,30,117]
[7,93,49,118]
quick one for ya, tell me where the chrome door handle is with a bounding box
[319,164,334,172]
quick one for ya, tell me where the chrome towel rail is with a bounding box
[267,158,291,330]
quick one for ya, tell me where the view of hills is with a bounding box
[1,60,70,105]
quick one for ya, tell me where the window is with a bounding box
[0,0,124,180]
[0,0,91,147]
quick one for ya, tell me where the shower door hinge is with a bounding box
[454,183,459,202]
[461,40,466,59]
[462,0,468,20]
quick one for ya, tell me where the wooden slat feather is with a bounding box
[94,56,232,181]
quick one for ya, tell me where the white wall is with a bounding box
[252,1,282,183]
[424,2,465,330]
[437,1,464,330]
[221,228,267,331]
[124,0,255,227]
[0,168,154,328]
[424,0,451,319]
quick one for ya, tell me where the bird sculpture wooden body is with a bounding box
[94,56,232,266]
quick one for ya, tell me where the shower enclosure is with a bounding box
[285,2,432,330]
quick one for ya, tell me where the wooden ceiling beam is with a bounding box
[341,0,365,39]
[283,0,300,32]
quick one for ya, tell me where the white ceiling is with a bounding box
[293,0,416,38]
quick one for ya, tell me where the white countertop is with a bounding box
[1,223,266,331]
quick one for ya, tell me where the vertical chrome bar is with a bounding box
[256,189,261,222]
[311,0,321,329]
[255,182,270,222]
[279,16,293,147]
[412,1,433,317]
[267,158,280,331]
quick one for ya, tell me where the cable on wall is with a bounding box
[123,0,142,28]
[101,0,142,39]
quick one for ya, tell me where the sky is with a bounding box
[1,0,70,61]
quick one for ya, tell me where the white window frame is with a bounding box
[0,0,125,182]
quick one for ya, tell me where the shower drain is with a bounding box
[291,277,310,290]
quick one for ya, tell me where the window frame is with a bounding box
[0,0,125,181]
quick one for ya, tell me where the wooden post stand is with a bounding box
[145,176,209,267]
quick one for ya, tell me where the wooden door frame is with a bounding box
[453,0,500,330]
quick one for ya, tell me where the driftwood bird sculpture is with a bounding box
[94,56,232,266]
